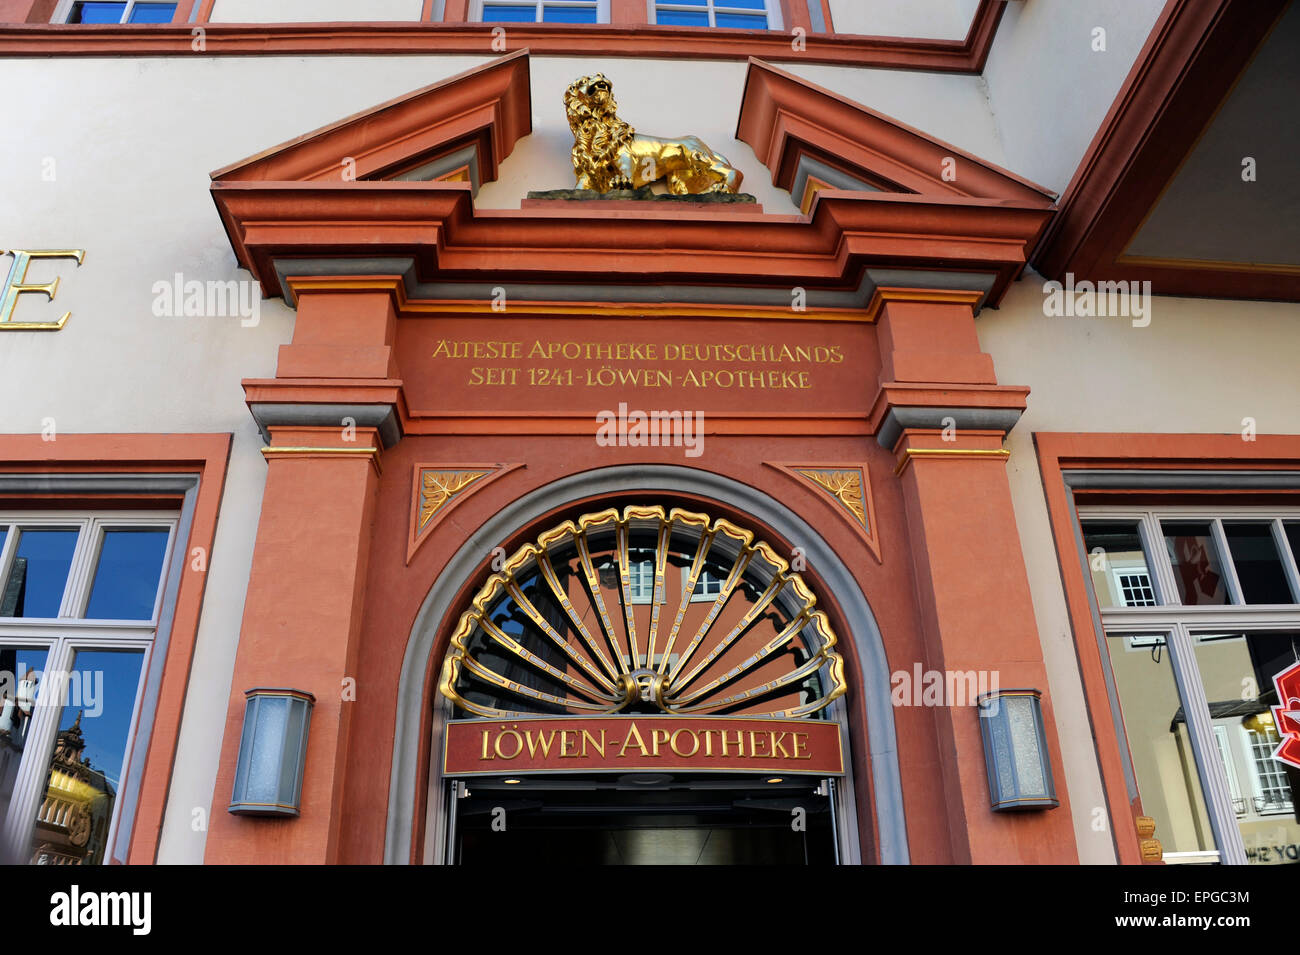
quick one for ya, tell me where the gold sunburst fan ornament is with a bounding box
[439,505,848,719]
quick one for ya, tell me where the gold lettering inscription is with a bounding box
[468,722,829,770]
[618,722,649,758]
[432,336,847,391]
[581,728,607,758]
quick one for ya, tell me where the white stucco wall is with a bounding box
[209,0,424,22]
[827,0,980,40]
[977,272,1300,864]
[0,51,999,863]
[982,0,1168,195]
[6,28,1284,867]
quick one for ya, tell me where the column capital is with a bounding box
[868,382,1029,450]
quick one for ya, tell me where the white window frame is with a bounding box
[472,0,611,23]
[650,0,782,30]
[1112,566,1157,608]
[686,566,724,602]
[1241,723,1295,816]
[0,510,178,865]
[626,555,656,604]
[54,0,180,24]
[1080,504,1300,865]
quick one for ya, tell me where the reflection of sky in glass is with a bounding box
[542,6,598,23]
[8,529,78,618]
[72,2,127,23]
[716,13,767,29]
[658,9,709,25]
[86,528,169,621]
[53,650,145,788]
[127,2,176,23]
[482,4,537,21]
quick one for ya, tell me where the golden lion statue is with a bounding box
[565,74,743,195]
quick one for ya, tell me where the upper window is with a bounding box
[0,510,176,867]
[1079,505,1300,867]
[652,0,782,30]
[64,2,178,23]
[473,0,608,23]
[1083,512,1300,609]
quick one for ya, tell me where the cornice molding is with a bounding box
[1031,0,1295,300]
[210,180,1053,308]
[0,3,1007,71]
[737,57,1056,206]
[210,49,530,189]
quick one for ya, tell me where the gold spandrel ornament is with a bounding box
[796,468,868,530]
[565,74,744,195]
[419,469,490,531]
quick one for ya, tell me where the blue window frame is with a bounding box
[67,2,178,24]
[653,0,780,30]
[476,1,607,23]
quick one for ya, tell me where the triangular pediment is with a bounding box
[210,50,531,192]
[211,51,1055,316]
[737,58,1055,213]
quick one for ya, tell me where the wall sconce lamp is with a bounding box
[229,688,315,817]
[977,689,1059,811]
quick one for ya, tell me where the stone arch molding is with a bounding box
[385,465,909,865]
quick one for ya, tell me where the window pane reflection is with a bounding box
[658,9,709,25]
[85,528,169,621]
[715,13,767,29]
[1081,522,1155,607]
[542,5,597,22]
[1223,523,1295,604]
[0,647,48,827]
[29,649,144,866]
[70,2,127,23]
[482,3,539,20]
[3,529,78,618]
[1192,631,1300,865]
[1163,522,1230,605]
[1105,633,1217,858]
[127,3,176,22]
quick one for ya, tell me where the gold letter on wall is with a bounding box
[0,249,86,330]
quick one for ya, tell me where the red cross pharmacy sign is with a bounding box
[1272,660,1300,770]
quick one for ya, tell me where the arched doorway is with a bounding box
[387,466,909,865]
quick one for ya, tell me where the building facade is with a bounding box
[0,0,1297,866]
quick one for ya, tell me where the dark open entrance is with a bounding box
[451,774,838,865]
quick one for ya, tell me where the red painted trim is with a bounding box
[781,0,810,34]
[0,433,231,865]
[737,56,1055,203]
[964,0,1005,74]
[1031,0,1295,301]
[211,50,530,186]
[210,182,1052,308]
[1035,431,1300,865]
[0,21,1000,70]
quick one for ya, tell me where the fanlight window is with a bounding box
[440,505,847,719]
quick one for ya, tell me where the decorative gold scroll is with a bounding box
[439,505,847,720]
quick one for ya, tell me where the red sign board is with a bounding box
[398,317,875,420]
[1271,660,1300,770]
[444,716,844,777]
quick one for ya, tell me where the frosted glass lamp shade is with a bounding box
[229,688,315,816]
